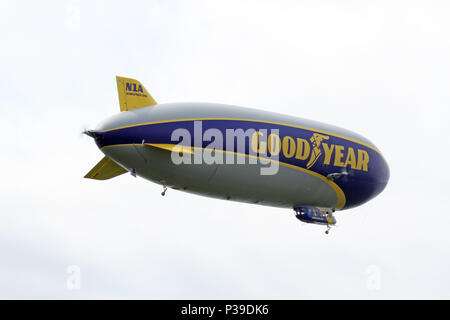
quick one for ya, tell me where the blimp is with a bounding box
[84,76,389,233]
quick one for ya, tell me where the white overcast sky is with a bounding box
[1,0,450,299]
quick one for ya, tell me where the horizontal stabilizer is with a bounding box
[84,156,128,180]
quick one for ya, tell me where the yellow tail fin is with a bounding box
[84,156,128,180]
[116,76,157,111]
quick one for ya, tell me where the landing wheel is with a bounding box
[161,186,167,196]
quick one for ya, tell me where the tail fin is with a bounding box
[116,76,157,111]
[84,156,128,180]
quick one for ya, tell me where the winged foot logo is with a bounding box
[306,133,329,169]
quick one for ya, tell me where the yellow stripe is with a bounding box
[146,143,194,154]
[98,117,381,156]
[101,143,346,209]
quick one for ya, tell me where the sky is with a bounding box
[1,0,450,299]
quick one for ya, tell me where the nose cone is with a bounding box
[341,147,390,210]
[363,149,390,206]
[372,153,390,199]
[380,155,390,189]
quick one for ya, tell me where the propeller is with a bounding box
[82,129,97,138]
[79,123,90,139]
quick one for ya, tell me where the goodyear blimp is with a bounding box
[84,76,389,233]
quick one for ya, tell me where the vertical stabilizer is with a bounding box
[116,76,157,111]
